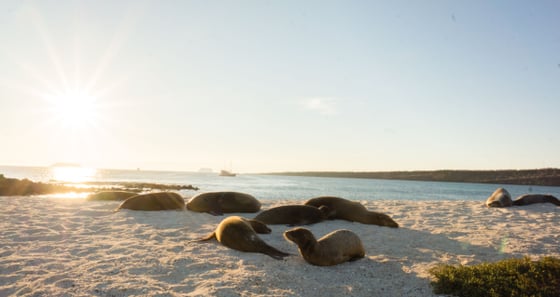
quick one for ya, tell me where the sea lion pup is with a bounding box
[284,227,365,266]
[485,188,513,207]
[254,205,333,226]
[195,216,290,260]
[116,192,185,211]
[304,196,399,228]
[86,191,137,201]
[186,191,261,215]
[512,194,560,206]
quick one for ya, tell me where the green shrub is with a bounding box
[429,257,560,297]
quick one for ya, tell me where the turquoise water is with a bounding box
[2,165,559,201]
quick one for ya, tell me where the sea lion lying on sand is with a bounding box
[186,191,261,215]
[304,196,399,228]
[86,191,137,201]
[254,205,333,226]
[116,192,185,211]
[194,216,290,260]
[486,188,560,207]
[485,188,513,207]
[284,227,365,266]
[512,194,560,206]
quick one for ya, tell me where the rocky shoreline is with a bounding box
[0,174,199,196]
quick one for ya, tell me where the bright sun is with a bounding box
[44,90,98,130]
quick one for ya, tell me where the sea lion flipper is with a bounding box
[247,219,271,234]
[207,200,223,216]
[208,210,223,216]
[262,246,291,260]
[544,195,560,206]
[206,193,227,215]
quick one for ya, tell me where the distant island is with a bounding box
[263,168,560,187]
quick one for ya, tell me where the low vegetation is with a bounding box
[429,257,560,297]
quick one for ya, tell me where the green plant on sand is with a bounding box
[429,257,560,297]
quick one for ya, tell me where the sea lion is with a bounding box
[186,191,261,215]
[195,216,290,260]
[304,196,399,228]
[116,192,185,211]
[284,227,365,266]
[485,188,513,207]
[512,194,560,206]
[254,205,333,226]
[86,191,137,201]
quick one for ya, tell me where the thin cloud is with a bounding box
[301,98,338,115]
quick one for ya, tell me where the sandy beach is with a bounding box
[1,196,559,297]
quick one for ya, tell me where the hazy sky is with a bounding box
[1,0,559,173]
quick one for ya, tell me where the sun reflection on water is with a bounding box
[51,166,97,183]
[46,166,98,199]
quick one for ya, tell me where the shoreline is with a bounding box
[1,197,558,296]
[264,168,560,187]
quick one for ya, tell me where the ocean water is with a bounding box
[2,165,560,202]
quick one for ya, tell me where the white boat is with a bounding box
[219,170,236,177]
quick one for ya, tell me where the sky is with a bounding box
[1,0,559,173]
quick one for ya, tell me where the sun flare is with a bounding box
[43,90,98,130]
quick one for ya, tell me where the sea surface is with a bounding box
[2,165,560,202]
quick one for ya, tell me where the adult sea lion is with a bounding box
[254,205,333,226]
[86,191,137,201]
[512,194,560,206]
[116,192,185,211]
[195,216,289,260]
[284,227,365,266]
[186,191,261,215]
[485,188,513,207]
[304,196,399,228]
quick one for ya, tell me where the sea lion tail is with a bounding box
[189,232,216,244]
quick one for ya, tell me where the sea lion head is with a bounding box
[485,188,513,207]
[372,212,399,228]
[283,227,316,245]
[247,219,271,234]
[317,205,335,219]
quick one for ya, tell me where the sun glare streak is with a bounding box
[16,59,59,94]
[85,2,148,91]
[28,4,69,90]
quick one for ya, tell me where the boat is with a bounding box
[219,170,236,177]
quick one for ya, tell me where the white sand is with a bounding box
[1,196,559,297]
